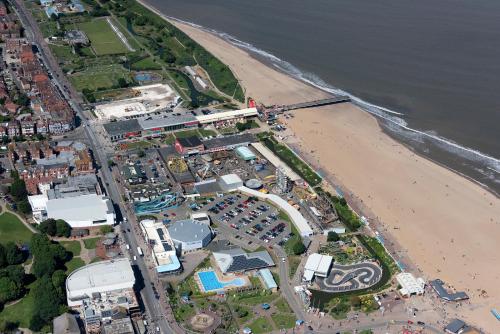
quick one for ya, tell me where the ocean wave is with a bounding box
[168,16,500,175]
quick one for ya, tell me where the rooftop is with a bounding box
[203,133,255,150]
[167,219,212,243]
[176,136,203,148]
[195,107,258,124]
[103,119,141,136]
[66,258,134,299]
[213,248,274,273]
[46,193,114,222]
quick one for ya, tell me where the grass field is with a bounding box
[0,285,35,328]
[131,57,162,71]
[69,64,133,91]
[83,237,101,250]
[0,212,33,245]
[78,18,129,55]
[261,135,322,186]
[65,257,85,274]
[248,317,273,334]
[271,313,296,329]
[60,240,82,257]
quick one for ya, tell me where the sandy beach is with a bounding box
[138,8,500,331]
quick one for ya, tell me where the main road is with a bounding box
[11,1,178,333]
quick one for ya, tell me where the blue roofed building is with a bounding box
[258,268,278,291]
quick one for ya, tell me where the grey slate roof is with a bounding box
[103,119,141,136]
[203,133,255,150]
[168,219,212,243]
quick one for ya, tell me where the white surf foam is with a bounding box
[168,17,500,175]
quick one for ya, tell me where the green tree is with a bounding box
[327,231,340,242]
[9,178,27,202]
[0,265,26,286]
[0,277,22,304]
[4,243,24,265]
[29,275,64,331]
[16,199,31,214]
[32,256,56,279]
[117,77,128,88]
[55,219,71,237]
[39,219,57,236]
[0,245,6,268]
[291,240,306,255]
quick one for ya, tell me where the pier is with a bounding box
[282,95,350,111]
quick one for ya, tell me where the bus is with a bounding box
[137,247,143,256]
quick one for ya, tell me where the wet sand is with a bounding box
[138,3,500,331]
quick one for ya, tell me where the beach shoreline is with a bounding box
[137,0,500,332]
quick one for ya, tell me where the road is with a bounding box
[11,1,177,333]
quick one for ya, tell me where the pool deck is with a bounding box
[196,268,250,293]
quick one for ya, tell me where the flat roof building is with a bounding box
[175,136,204,155]
[45,194,115,228]
[203,133,255,151]
[220,173,244,192]
[430,279,469,301]
[303,253,333,282]
[66,258,134,307]
[167,219,212,254]
[235,146,256,161]
[214,248,274,273]
[259,268,278,291]
[396,272,425,297]
[195,108,258,124]
[140,219,181,274]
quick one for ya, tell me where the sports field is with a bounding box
[78,18,129,55]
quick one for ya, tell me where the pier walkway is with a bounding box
[283,95,350,111]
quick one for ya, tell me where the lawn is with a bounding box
[274,298,293,313]
[78,18,129,55]
[261,135,322,186]
[0,286,36,328]
[271,313,296,329]
[124,140,153,150]
[198,128,217,138]
[174,129,201,139]
[65,257,85,274]
[69,64,133,91]
[0,212,33,245]
[60,240,81,257]
[131,57,162,71]
[83,237,101,249]
[49,44,79,62]
[232,292,278,306]
[248,316,273,334]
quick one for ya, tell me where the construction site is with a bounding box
[94,83,180,120]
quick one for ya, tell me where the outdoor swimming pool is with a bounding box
[197,270,245,292]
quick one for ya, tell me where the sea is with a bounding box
[143,0,500,194]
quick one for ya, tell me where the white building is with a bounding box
[303,253,333,282]
[139,220,181,274]
[219,173,244,192]
[29,193,115,228]
[396,272,425,297]
[195,108,258,124]
[191,212,211,225]
[167,219,212,254]
[66,258,135,307]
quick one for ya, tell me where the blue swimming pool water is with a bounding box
[198,270,245,292]
[135,73,153,82]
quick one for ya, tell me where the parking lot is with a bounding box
[193,194,293,247]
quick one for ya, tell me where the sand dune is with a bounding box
[169,19,500,333]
